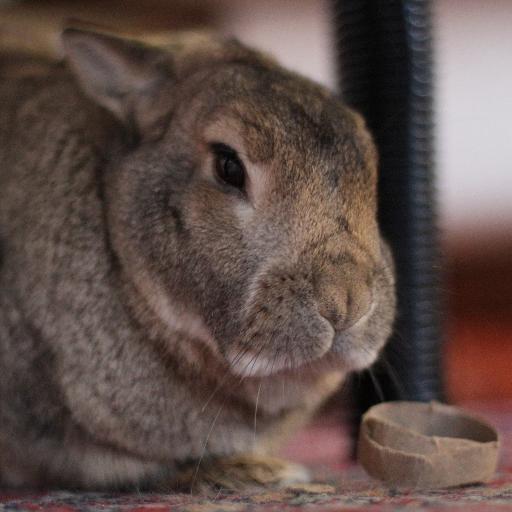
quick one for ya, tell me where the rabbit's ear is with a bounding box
[62,27,167,125]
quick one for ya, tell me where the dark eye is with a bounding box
[211,143,246,191]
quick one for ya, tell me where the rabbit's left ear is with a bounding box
[62,27,167,126]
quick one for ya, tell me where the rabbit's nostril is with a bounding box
[322,308,344,330]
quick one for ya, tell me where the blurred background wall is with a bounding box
[1,0,511,403]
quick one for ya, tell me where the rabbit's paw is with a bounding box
[177,454,310,494]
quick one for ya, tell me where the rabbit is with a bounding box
[0,26,396,492]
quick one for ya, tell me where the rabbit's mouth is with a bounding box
[225,303,380,379]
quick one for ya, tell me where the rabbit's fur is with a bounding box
[0,29,396,490]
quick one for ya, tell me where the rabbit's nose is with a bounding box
[314,267,373,332]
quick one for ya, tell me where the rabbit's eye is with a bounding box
[211,143,246,191]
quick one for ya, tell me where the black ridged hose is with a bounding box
[332,0,444,414]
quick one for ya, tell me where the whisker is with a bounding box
[190,401,225,493]
[367,366,385,403]
[238,342,268,382]
[199,344,253,413]
[253,382,262,450]
[380,356,406,400]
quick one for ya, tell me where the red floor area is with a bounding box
[1,402,511,511]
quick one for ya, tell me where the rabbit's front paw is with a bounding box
[177,454,310,494]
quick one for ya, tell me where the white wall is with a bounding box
[215,0,336,89]
[435,0,512,236]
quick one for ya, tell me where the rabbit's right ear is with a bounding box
[62,28,168,127]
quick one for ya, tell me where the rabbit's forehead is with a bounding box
[182,64,371,162]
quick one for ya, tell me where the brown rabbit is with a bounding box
[0,27,396,491]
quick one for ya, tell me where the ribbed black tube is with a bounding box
[332,0,444,412]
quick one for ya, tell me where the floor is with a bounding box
[1,402,511,511]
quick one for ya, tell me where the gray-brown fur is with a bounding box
[0,28,396,490]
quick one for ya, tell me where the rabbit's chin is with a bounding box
[225,341,379,379]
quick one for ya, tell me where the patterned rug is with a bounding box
[1,402,511,511]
